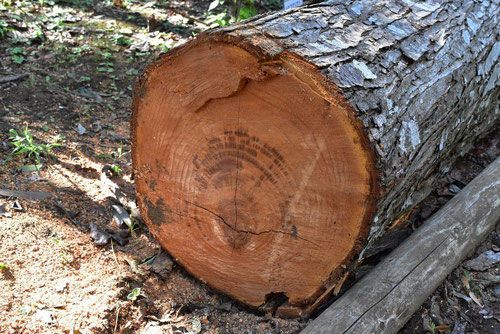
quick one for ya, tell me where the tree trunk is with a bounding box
[132,0,499,317]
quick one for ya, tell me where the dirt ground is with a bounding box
[0,1,498,333]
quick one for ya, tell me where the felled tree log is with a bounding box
[302,157,500,334]
[132,0,499,316]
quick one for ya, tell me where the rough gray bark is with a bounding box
[210,0,500,254]
[301,157,500,334]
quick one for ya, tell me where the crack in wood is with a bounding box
[184,200,320,247]
[234,95,241,234]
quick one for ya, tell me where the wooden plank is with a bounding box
[301,157,500,334]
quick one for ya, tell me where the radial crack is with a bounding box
[234,95,241,232]
[184,200,320,247]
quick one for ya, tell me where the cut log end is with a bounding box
[132,37,378,315]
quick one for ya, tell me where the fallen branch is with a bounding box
[0,73,29,84]
[301,157,500,334]
[0,189,52,201]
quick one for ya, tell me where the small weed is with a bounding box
[7,47,26,64]
[205,0,258,27]
[97,61,114,73]
[97,50,113,61]
[110,164,122,175]
[126,68,139,76]
[52,237,74,265]
[79,75,91,82]
[238,5,257,20]
[96,146,126,161]
[428,322,436,334]
[205,11,232,27]
[129,217,139,234]
[0,263,8,270]
[114,146,125,159]
[158,44,170,54]
[0,20,9,38]
[126,287,141,301]
[113,34,133,47]
[8,127,62,165]
[30,24,45,42]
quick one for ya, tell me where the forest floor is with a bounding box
[0,1,498,333]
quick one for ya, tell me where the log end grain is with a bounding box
[132,36,378,315]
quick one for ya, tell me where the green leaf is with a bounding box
[127,287,141,301]
[239,6,257,20]
[8,47,25,55]
[126,68,139,76]
[110,164,122,175]
[114,35,133,46]
[12,55,25,64]
[97,67,114,73]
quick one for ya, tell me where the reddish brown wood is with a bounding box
[132,40,377,316]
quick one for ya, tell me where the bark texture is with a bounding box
[213,0,500,253]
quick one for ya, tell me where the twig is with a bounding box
[114,305,120,333]
[110,239,119,266]
[0,189,52,201]
[0,73,29,84]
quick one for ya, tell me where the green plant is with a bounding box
[31,24,45,42]
[205,0,257,27]
[110,164,122,175]
[97,61,114,73]
[113,34,133,47]
[7,47,26,64]
[238,5,257,20]
[8,127,62,165]
[52,237,74,265]
[0,20,9,39]
[427,321,436,334]
[127,287,141,301]
[206,11,231,27]
[0,263,8,270]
